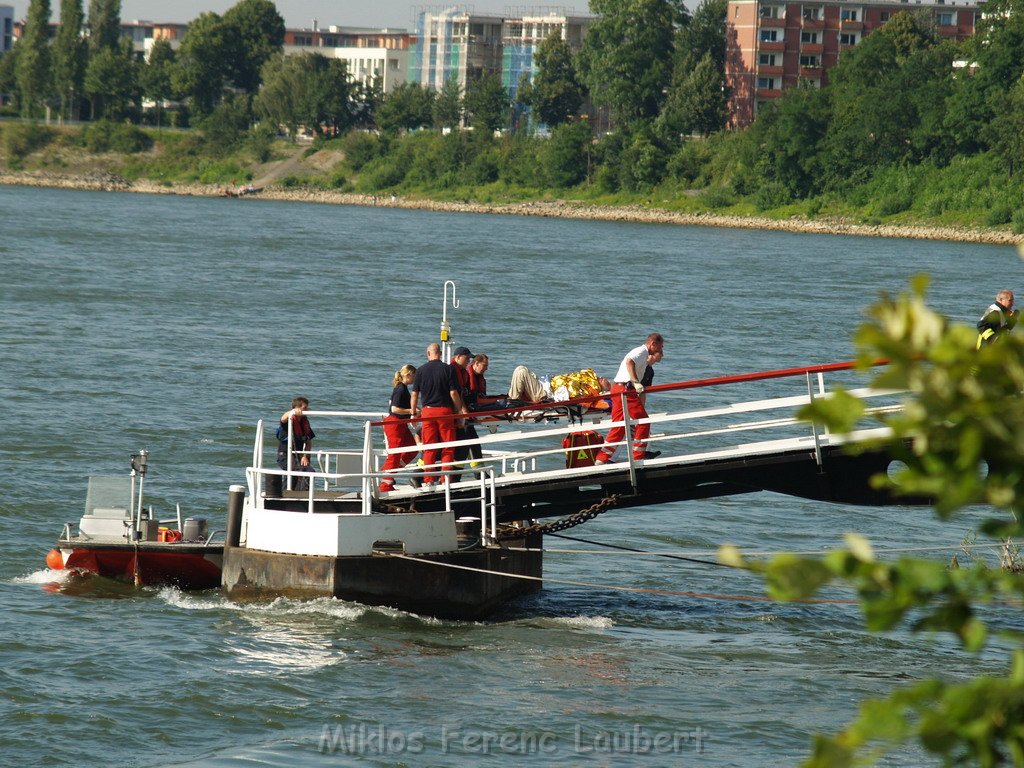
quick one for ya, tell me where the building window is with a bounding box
[936,12,954,25]
[839,32,859,45]
[760,29,779,42]
[759,5,783,18]
[758,76,777,89]
[800,54,820,67]
[759,53,777,66]
[802,6,821,20]
[840,8,859,21]
[880,11,891,21]
[801,31,819,43]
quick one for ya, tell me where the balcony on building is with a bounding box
[757,64,785,76]
[800,66,823,78]
[759,40,786,52]
[760,16,787,27]
[801,42,824,54]
[840,19,864,30]
[756,88,783,99]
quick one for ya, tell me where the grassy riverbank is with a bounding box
[3,121,1021,245]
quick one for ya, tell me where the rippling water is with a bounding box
[0,185,1017,766]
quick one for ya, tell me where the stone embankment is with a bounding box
[3,171,1021,245]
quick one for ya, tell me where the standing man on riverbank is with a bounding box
[595,333,664,465]
[410,343,467,485]
[977,290,1019,348]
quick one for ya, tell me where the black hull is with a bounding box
[221,535,542,620]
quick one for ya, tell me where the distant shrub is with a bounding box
[194,160,248,185]
[81,121,153,153]
[985,203,1014,226]
[342,132,385,171]
[3,123,56,164]
[326,169,348,189]
[1013,209,1024,235]
[874,191,913,217]
[357,155,407,190]
[464,152,498,185]
[754,180,792,211]
[247,124,276,163]
[699,186,734,209]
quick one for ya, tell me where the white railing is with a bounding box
[253,361,901,517]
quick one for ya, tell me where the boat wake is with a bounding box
[157,589,451,625]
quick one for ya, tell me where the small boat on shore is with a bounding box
[46,451,224,590]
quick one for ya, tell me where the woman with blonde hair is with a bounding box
[379,364,419,493]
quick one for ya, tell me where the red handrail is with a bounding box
[369,359,887,428]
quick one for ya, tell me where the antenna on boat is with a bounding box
[441,280,459,363]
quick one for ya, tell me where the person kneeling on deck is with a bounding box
[594,334,664,465]
[410,343,467,486]
[272,397,315,495]
[379,365,419,493]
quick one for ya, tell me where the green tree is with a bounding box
[222,0,284,93]
[519,31,584,128]
[172,12,240,116]
[0,43,21,110]
[577,0,683,126]
[658,51,727,139]
[542,121,592,186]
[945,0,1024,154]
[433,76,463,129]
[726,276,1024,765]
[52,0,87,121]
[87,0,121,55]
[464,72,509,133]
[673,0,726,72]
[255,52,356,138]
[140,37,175,128]
[375,81,435,133]
[987,77,1024,176]
[16,0,53,119]
[84,37,137,120]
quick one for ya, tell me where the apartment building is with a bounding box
[410,8,505,91]
[1,5,13,54]
[726,0,980,127]
[285,25,412,93]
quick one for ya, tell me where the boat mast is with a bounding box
[130,450,149,536]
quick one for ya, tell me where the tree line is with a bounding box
[0,0,728,138]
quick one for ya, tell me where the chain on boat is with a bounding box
[495,494,621,540]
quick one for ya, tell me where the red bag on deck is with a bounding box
[562,430,604,468]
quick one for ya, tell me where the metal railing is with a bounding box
[253,360,900,510]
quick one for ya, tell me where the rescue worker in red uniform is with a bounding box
[379,364,418,493]
[410,343,467,485]
[594,333,664,465]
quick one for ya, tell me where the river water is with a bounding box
[1,185,1019,766]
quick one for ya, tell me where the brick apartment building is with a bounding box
[725,0,980,127]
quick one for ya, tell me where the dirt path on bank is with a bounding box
[249,145,308,189]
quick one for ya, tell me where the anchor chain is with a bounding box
[496,494,621,540]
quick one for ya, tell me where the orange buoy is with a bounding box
[46,548,64,570]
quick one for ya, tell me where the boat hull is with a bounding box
[221,535,542,620]
[59,541,223,590]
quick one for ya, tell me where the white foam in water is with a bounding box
[157,589,448,625]
[11,568,75,585]
[527,615,615,629]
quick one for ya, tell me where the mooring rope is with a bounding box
[381,551,859,605]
